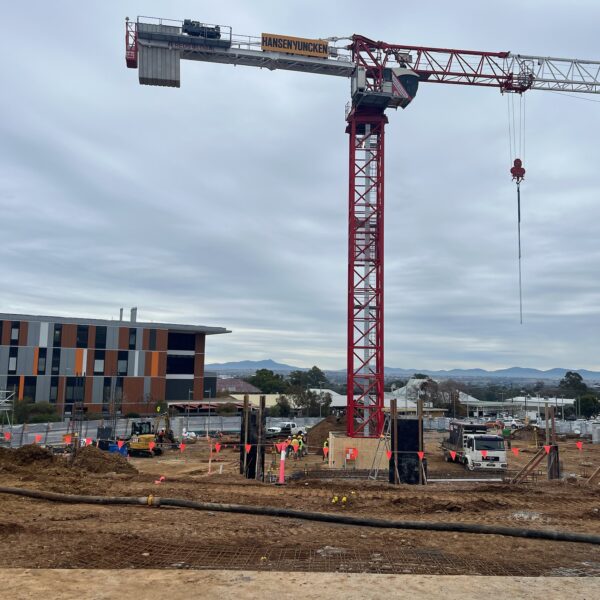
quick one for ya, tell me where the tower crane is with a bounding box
[125,16,600,438]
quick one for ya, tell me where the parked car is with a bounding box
[277,422,306,436]
[266,426,282,438]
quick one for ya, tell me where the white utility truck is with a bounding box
[442,421,507,471]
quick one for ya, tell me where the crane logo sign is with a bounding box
[261,33,328,59]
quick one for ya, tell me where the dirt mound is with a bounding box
[0,444,54,467]
[510,426,538,441]
[70,446,137,475]
[307,415,347,455]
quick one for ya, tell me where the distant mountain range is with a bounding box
[206,359,300,372]
[380,366,600,381]
[205,360,600,381]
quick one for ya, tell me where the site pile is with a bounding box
[70,445,137,474]
[0,444,137,476]
[307,415,347,453]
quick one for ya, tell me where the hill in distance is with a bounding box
[206,359,302,373]
[206,360,600,381]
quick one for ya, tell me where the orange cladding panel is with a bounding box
[105,351,117,376]
[156,329,168,351]
[118,327,129,350]
[18,321,28,346]
[88,325,96,349]
[150,352,159,377]
[62,324,77,348]
[1,321,10,345]
[150,377,165,402]
[33,347,39,375]
[74,349,84,376]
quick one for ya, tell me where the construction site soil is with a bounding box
[0,435,599,578]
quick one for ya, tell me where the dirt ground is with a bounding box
[0,435,599,579]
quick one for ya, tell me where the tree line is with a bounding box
[242,366,335,417]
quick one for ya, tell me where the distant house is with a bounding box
[310,383,447,417]
[216,377,261,395]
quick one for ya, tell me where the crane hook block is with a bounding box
[511,158,525,183]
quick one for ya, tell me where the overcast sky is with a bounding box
[1,1,599,370]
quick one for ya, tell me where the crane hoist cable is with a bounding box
[508,93,526,324]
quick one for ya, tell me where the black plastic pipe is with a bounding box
[1,486,598,546]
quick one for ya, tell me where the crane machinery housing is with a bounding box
[125,16,600,438]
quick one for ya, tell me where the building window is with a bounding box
[37,348,47,375]
[128,328,137,350]
[102,377,112,411]
[76,325,89,348]
[115,377,124,403]
[8,347,18,374]
[49,377,59,404]
[65,376,84,403]
[95,326,107,349]
[167,332,195,351]
[23,377,36,402]
[53,324,62,347]
[149,329,157,351]
[6,376,19,395]
[117,351,128,376]
[65,378,75,403]
[93,350,105,375]
[166,355,195,375]
[10,322,20,345]
[51,348,61,375]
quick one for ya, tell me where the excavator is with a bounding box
[127,412,178,457]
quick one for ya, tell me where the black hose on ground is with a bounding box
[1,486,599,546]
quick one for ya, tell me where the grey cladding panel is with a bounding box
[0,347,8,373]
[137,351,145,378]
[27,321,40,346]
[92,377,103,404]
[107,327,118,350]
[17,348,34,375]
[35,376,50,402]
[139,45,180,87]
[136,327,143,351]
[128,351,136,377]
[60,349,75,375]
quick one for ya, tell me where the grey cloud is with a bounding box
[1,0,599,371]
